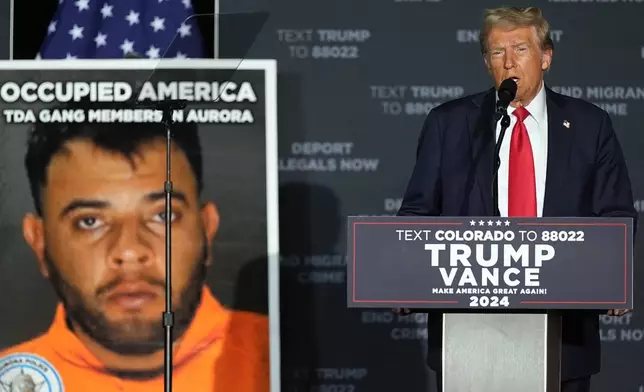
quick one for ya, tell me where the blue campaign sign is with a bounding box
[347,216,634,310]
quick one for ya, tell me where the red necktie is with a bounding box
[508,106,537,217]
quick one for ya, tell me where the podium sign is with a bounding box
[347,216,634,310]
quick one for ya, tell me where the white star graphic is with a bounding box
[182,0,191,8]
[504,220,511,226]
[94,32,107,47]
[125,10,140,26]
[496,220,502,226]
[150,16,165,32]
[487,220,493,226]
[100,3,113,18]
[68,24,84,40]
[120,39,135,55]
[177,23,192,38]
[470,220,476,226]
[47,21,57,34]
[478,220,485,226]
[75,0,89,11]
[66,53,77,59]
[175,51,187,59]
[146,45,160,59]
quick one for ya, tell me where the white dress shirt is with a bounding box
[495,82,548,217]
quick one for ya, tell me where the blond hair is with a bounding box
[479,7,554,55]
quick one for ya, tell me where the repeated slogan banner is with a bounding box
[219,0,643,391]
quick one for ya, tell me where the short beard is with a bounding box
[44,239,208,356]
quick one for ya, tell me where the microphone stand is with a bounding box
[140,99,188,392]
[492,108,511,217]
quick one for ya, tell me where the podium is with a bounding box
[346,216,634,392]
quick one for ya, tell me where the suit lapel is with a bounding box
[542,87,574,216]
[467,88,496,215]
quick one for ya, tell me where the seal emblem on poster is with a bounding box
[0,353,64,392]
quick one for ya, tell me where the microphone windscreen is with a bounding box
[499,78,517,100]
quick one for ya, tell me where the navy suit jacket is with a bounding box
[397,86,638,381]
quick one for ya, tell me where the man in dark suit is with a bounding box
[394,6,637,392]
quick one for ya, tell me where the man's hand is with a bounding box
[392,308,412,315]
[607,309,632,316]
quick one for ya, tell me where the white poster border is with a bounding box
[0,58,281,392]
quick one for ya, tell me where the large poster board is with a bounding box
[0,59,279,392]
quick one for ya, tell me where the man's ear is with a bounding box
[23,213,49,278]
[541,47,553,71]
[200,202,220,266]
[483,55,493,75]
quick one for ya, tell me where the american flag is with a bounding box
[38,0,206,59]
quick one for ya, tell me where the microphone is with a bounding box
[135,99,187,111]
[495,78,517,121]
[491,78,517,217]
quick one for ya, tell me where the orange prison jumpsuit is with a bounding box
[0,287,269,392]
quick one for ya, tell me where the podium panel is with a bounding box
[347,216,633,309]
[346,216,634,392]
[444,313,561,392]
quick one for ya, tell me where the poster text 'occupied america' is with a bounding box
[0,80,258,124]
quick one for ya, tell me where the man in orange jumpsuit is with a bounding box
[0,103,270,392]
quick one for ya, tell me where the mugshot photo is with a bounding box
[0,60,278,392]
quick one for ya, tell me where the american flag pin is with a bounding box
[563,120,570,128]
